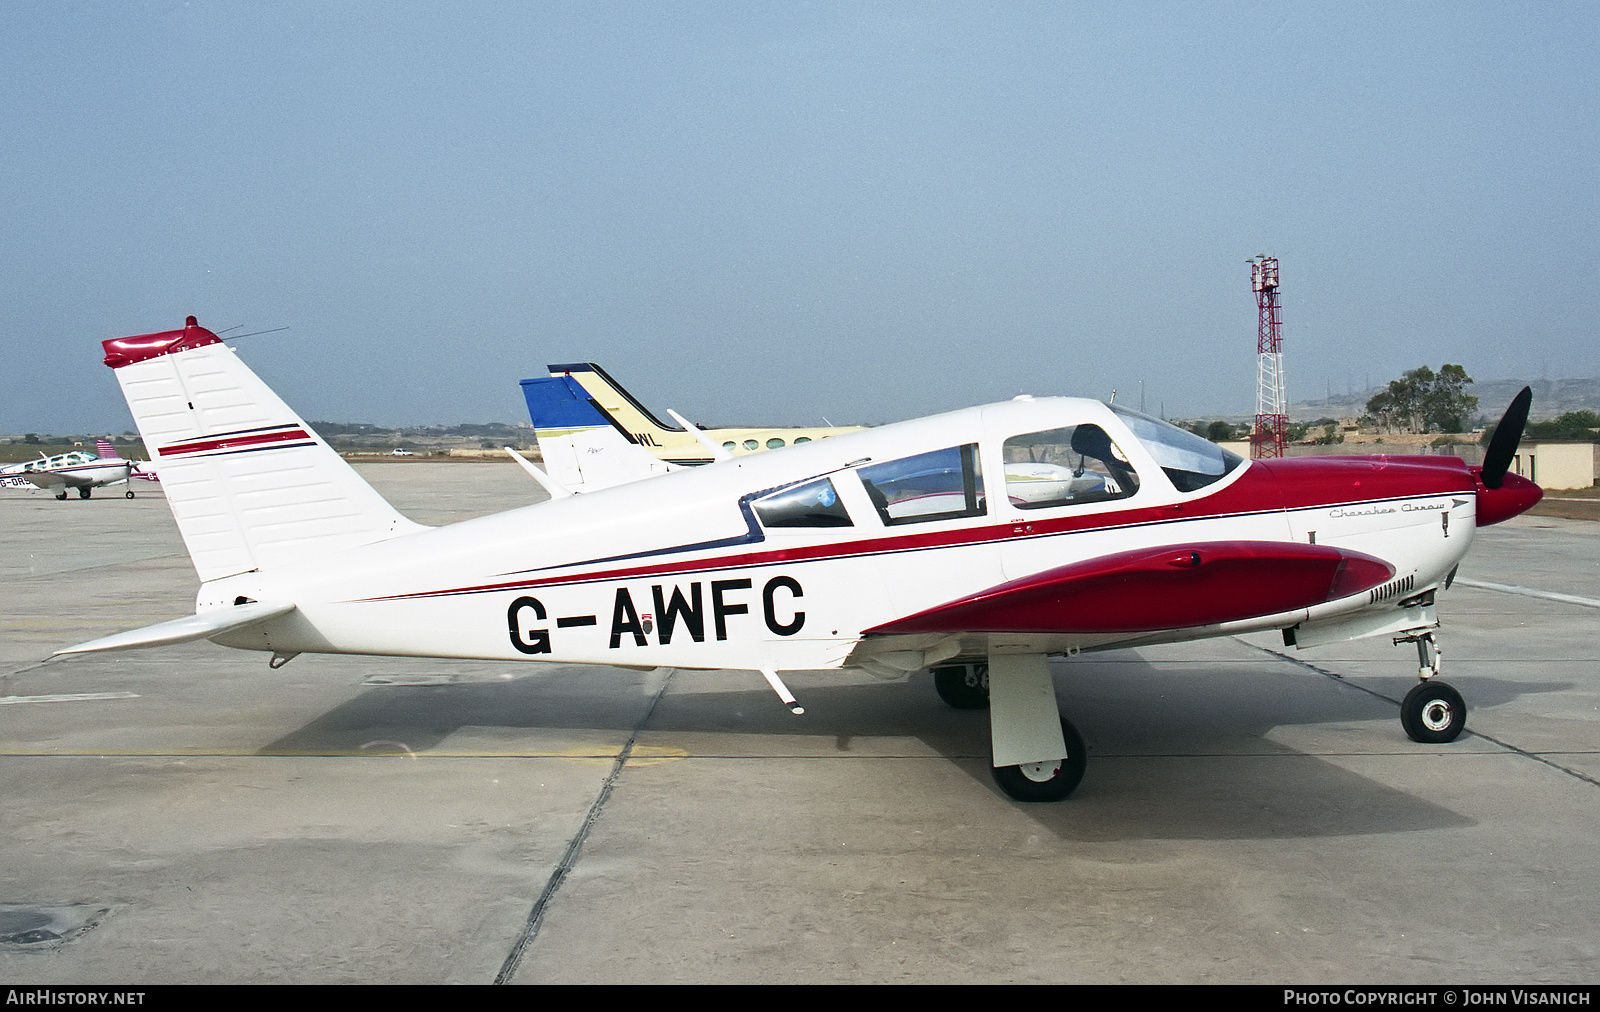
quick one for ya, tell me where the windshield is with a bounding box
[1110,406,1244,493]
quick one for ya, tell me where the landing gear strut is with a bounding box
[1394,630,1466,743]
[982,653,1087,803]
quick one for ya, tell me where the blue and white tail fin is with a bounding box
[103,318,424,583]
[519,373,672,491]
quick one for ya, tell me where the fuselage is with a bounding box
[204,397,1517,674]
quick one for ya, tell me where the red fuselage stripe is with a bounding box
[159,427,309,457]
[359,480,1473,604]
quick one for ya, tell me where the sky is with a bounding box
[2,1,1596,434]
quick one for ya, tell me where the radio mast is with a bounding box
[1249,256,1287,458]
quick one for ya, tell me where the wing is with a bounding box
[865,541,1395,637]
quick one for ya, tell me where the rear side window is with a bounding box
[858,445,985,525]
[753,476,853,528]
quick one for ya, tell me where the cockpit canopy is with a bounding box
[744,399,1246,534]
[22,451,99,472]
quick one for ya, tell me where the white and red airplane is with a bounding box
[0,439,152,499]
[59,318,1543,802]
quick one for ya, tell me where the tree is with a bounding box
[1423,364,1477,432]
[1206,420,1237,443]
[1364,365,1478,434]
[1521,410,1600,442]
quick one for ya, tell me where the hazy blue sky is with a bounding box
[3,2,1595,434]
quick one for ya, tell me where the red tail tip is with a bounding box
[103,318,223,369]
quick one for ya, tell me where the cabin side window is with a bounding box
[1002,426,1139,510]
[752,476,853,528]
[858,444,985,525]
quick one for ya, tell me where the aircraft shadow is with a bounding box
[251,649,1535,842]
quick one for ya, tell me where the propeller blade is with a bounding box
[1481,386,1533,489]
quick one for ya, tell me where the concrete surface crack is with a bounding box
[1242,639,1600,790]
[493,666,675,984]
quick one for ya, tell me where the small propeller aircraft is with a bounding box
[0,439,148,499]
[59,318,1542,802]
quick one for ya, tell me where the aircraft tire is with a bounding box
[125,490,135,499]
[991,717,1087,802]
[1401,680,1466,744]
[79,487,91,499]
[55,491,67,500]
[933,663,990,709]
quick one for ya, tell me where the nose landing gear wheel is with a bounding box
[125,490,135,499]
[933,663,989,709]
[1401,680,1466,743]
[992,717,1087,802]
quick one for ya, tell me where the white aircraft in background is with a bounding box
[519,363,864,491]
[526,361,861,462]
[0,439,152,499]
[61,317,1541,802]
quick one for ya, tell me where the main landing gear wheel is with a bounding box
[125,490,135,499]
[78,487,91,499]
[55,491,67,500]
[933,663,989,709]
[1401,680,1466,744]
[992,717,1087,803]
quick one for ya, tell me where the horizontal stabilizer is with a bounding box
[504,446,572,498]
[55,601,297,656]
[667,409,735,462]
[865,541,1395,636]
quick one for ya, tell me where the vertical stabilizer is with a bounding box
[103,318,424,582]
[520,374,671,490]
[545,362,686,443]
